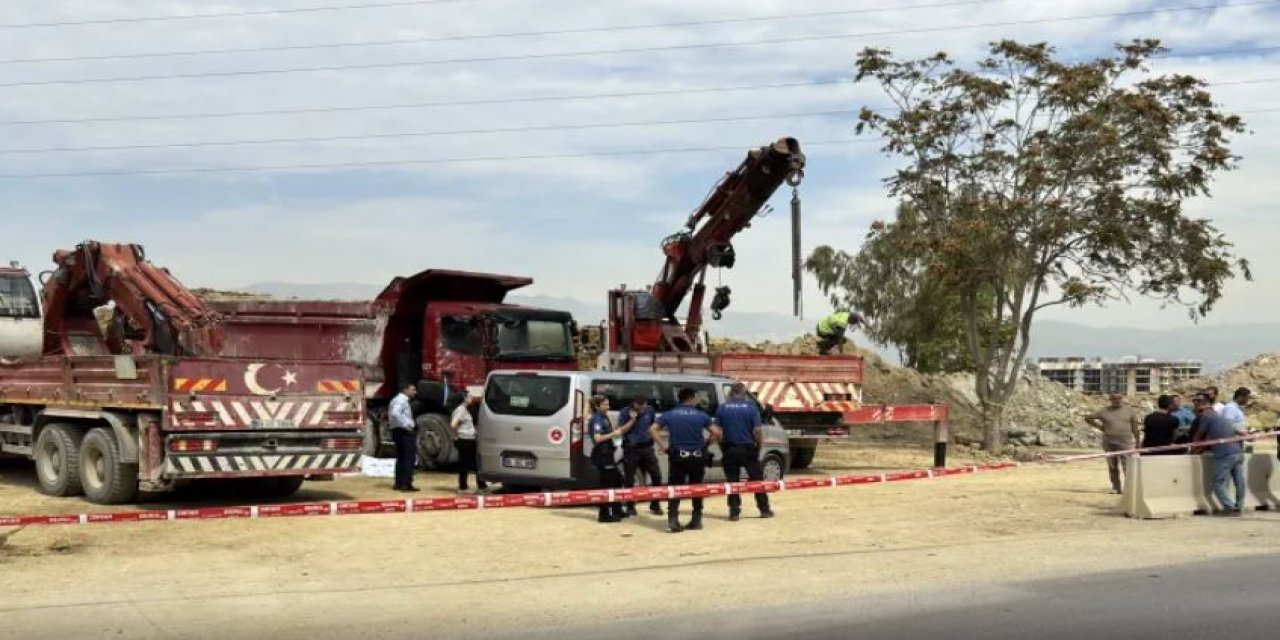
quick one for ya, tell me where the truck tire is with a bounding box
[763,452,786,482]
[415,413,457,470]
[79,428,139,504]
[789,447,817,470]
[34,423,85,497]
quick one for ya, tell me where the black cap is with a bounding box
[1234,387,1252,399]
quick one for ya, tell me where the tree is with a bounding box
[809,39,1250,452]
[806,206,977,374]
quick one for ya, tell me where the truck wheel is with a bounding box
[415,413,457,470]
[763,453,786,482]
[79,428,139,504]
[34,423,85,497]
[789,447,817,469]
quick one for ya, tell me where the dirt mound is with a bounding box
[1175,353,1280,429]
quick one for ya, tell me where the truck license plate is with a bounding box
[250,419,298,429]
[502,457,536,469]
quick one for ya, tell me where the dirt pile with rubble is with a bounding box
[710,335,1104,453]
[1174,353,1280,429]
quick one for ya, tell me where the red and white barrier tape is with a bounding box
[2,430,1274,528]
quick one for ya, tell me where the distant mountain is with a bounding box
[239,283,1278,371]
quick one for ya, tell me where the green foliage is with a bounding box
[812,39,1250,451]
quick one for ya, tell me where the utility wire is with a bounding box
[0,0,477,30]
[0,1,1275,88]
[5,106,1280,180]
[0,0,1009,65]
[0,80,841,126]
[4,75,1278,155]
[0,139,877,180]
[0,71,1272,129]
[0,109,860,155]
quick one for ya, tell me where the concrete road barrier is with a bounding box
[1125,453,1279,518]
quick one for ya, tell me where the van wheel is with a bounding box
[789,447,816,469]
[35,423,85,497]
[763,453,786,482]
[415,413,457,470]
[79,428,139,504]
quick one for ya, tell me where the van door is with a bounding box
[478,372,579,487]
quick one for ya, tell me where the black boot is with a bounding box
[623,504,638,517]
[598,506,620,523]
[686,511,703,531]
[648,502,664,516]
[667,513,683,533]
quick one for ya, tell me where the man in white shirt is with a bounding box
[388,382,419,492]
[451,393,488,494]
[1219,387,1252,434]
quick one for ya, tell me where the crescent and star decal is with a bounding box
[244,363,299,396]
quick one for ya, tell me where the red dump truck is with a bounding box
[207,269,578,468]
[0,244,366,504]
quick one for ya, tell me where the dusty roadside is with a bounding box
[1,443,1276,639]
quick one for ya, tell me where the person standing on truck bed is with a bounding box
[651,388,714,533]
[714,382,775,520]
[451,393,488,495]
[589,395,632,523]
[816,310,864,356]
[619,395,663,517]
[389,382,420,492]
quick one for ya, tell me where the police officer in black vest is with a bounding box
[651,387,713,533]
[714,382,775,520]
[619,395,663,516]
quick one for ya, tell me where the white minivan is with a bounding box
[477,370,790,489]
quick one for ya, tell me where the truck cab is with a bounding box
[0,263,43,361]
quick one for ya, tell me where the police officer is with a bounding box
[618,395,663,517]
[588,395,631,523]
[651,388,713,533]
[714,382,775,520]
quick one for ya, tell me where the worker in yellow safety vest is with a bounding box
[816,310,864,355]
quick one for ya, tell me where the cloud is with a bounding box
[1,0,1276,333]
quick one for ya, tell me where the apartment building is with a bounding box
[1036,356,1202,395]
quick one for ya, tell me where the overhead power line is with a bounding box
[0,0,476,30]
[4,105,1279,180]
[0,139,877,180]
[0,1,1275,88]
[3,77,1277,155]
[0,109,860,155]
[0,71,1272,129]
[0,0,1008,65]
[0,80,840,126]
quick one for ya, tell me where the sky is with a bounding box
[1,0,1277,330]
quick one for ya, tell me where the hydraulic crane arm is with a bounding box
[649,137,805,345]
[40,241,224,357]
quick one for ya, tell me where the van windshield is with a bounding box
[485,374,571,417]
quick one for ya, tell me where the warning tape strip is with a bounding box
[2,430,1275,528]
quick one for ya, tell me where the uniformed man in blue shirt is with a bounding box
[651,387,714,533]
[714,382,775,520]
[619,395,664,517]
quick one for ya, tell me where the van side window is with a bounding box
[663,382,718,415]
[591,380,665,411]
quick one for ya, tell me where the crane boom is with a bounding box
[607,137,805,355]
[40,241,224,357]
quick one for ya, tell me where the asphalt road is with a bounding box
[501,552,1280,640]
